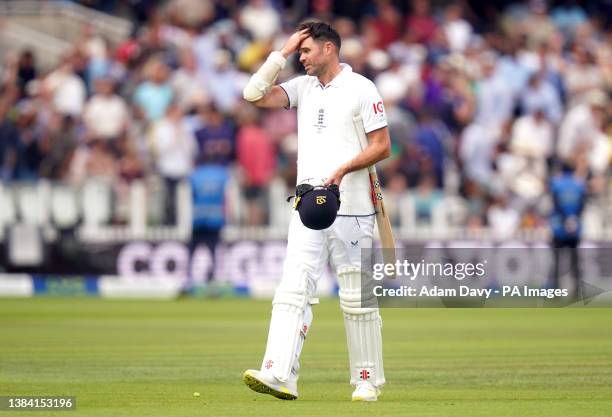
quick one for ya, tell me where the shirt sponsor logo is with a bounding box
[373,101,384,114]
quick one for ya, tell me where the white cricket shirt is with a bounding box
[280,64,388,215]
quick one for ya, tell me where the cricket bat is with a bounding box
[352,114,396,271]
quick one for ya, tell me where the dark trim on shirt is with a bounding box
[279,85,291,110]
[337,213,376,217]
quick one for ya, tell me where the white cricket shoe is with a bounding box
[242,369,298,400]
[351,381,381,402]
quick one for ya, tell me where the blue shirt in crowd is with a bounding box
[550,172,587,241]
[191,165,229,231]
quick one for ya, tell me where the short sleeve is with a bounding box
[359,81,388,133]
[279,75,304,109]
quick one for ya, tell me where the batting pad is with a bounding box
[337,266,386,387]
[292,301,314,377]
[261,289,309,382]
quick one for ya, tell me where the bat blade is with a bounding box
[353,115,397,274]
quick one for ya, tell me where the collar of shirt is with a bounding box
[318,63,352,89]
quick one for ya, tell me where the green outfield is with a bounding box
[1,298,611,417]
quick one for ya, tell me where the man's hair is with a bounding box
[297,21,341,52]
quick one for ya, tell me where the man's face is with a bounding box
[299,37,329,77]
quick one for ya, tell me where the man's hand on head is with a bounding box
[280,29,310,59]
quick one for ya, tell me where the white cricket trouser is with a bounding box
[261,211,383,385]
[280,211,375,291]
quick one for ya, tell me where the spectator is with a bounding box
[384,102,416,159]
[487,195,520,239]
[0,100,18,181]
[115,136,147,220]
[195,104,235,166]
[206,49,248,113]
[171,48,209,112]
[557,89,609,171]
[511,107,554,162]
[442,4,473,53]
[508,155,547,203]
[475,52,514,129]
[115,28,142,67]
[135,21,176,68]
[261,108,297,146]
[80,25,115,91]
[236,105,276,225]
[43,57,86,117]
[69,140,118,184]
[413,174,443,222]
[550,0,587,40]
[277,133,298,189]
[368,1,402,49]
[133,56,173,122]
[406,0,438,45]
[535,41,566,106]
[166,0,214,32]
[387,29,427,69]
[374,57,417,105]
[117,137,145,183]
[239,0,281,42]
[505,112,551,205]
[463,179,487,228]
[520,72,563,125]
[422,61,446,113]
[16,50,37,99]
[150,104,198,224]
[522,0,556,48]
[460,121,500,188]
[564,45,605,108]
[85,140,118,180]
[393,143,424,189]
[190,162,229,281]
[496,38,532,100]
[438,63,475,134]
[413,109,449,188]
[426,26,451,64]
[83,77,129,143]
[13,102,44,181]
[39,114,78,180]
[309,0,334,22]
[549,162,587,297]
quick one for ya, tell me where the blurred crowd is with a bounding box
[0,0,611,234]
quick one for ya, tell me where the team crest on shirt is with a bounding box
[314,108,327,132]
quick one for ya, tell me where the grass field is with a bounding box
[1,298,612,417]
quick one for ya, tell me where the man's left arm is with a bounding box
[324,126,390,186]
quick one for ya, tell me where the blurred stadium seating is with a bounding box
[0,0,610,282]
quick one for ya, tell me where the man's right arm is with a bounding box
[250,86,289,108]
[243,28,308,109]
